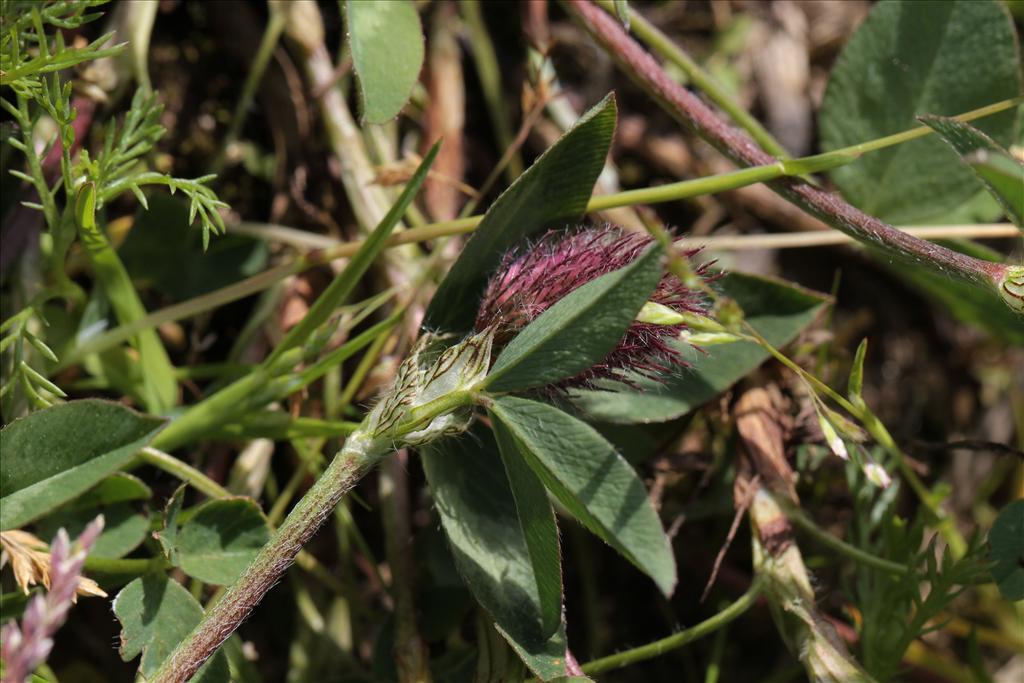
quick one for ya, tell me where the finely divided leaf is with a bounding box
[425,94,618,334]
[485,245,662,392]
[490,396,677,596]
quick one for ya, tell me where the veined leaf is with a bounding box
[920,115,1024,228]
[425,94,617,334]
[36,503,149,560]
[114,574,230,682]
[570,271,827,423]
[493,420,563,638]
[495,621,572,682]
[819,0,1020,224]
[422,427,562,644]
[0,400,164,530]
[489,396,676,597]
[346,0,424,123]
[171,498,271,586]
[484,245,662,392]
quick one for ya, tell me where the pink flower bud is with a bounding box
[475,226,710,388]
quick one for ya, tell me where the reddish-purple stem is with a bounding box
[565,0,1008,291]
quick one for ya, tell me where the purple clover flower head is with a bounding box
[475,225,711,388]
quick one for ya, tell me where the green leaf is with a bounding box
[970,152,1024,229]
[848,338,868,403]
[425,94,618,334]
[114,573,230,682]
[119,194,269,302]
[495,621,571,682]
[989,499,1024,601]
[171,498,271,585]
[0,400,164,530]
[570,272,827,423]
[1,592,29,623]
[155,484,186,565]
[920,115,1024,228]
[346,0,424,123]
[266,140,440,365]
[489,396,676,596]
[493,421,563,638]
[422,427,562,645]
[484,245,662,392]
[36,503,149,559]
[62,472,153,510]
[819,0,1021,224]
[75,182,178,413]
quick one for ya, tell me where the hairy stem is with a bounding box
[151,389,481,682]
[565,0,1012,306]
[151,435,382,683]
[594,0,788,158]
[55,98,1017,369]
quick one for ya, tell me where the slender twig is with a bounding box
[779,503,912,576]
[594,0,788,158]
[565,0,1019,312]
[150,390,482,683]
[137,447,231,499]
[579,578,763,675]
[215,8,288,173]
[460,0,524,182]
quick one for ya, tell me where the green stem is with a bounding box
[54,94,1016,369]
[580,579,763,675]
[151,435,383,683]
[780,503,911,576]
[648,218,969,559]
[137,447,231,499]
[460,0,524,182]
[567,0,1014,304]
[595,0,788,159]
[150,390,481,682]
[587,163,785,211]
[215,9,288,173]
[75,183,177,413]
[211,415,362,441]
[738,326,967,557]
